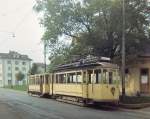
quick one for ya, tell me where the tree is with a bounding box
[29,63,38,75]
[34,0,150,66]
[15,72,25,82]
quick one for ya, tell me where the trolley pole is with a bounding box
[44,40,47,73]
[122,0,126,96]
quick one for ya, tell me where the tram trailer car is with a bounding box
[28,73,51,96]
[28,61,120,105]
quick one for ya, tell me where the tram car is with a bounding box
[28,73,51,96]
[28,57,120,105]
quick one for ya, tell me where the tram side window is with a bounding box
[29,79,31,85]
[66,73,77,84]
[36,78,39,85]
[76,72,82,83]
[82,72,86,83]
[73,74,76,83]
[33,78,35,85]
[35,78,37,85]
[40,76,43,85]
[103,69,108,84]
[40,77,43,84]
[94,69,101,84]
[109,72,113,84]
[34,78,36,85]
[36,78,38,85]
[72,73,76,83]
[67,73,75,83]
[49,75,51,83]
[59,74,66,83]
[30,79,34,85]
[30,79,33,85]
[28,79,31,85]
[37,77,39,85]
[88,70,93,83]
[67,74,70,83]
[45,75,49,84]
[69,74,73,83]
[55,74,58,83]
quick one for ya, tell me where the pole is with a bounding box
[122,0,126,96]
[44,40,47,72]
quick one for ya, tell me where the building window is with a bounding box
[8,80,12,85]
[140,68,149,84]
[15,67,19,71]
[7,73,12,77]
[22,67,26,71]
[8,67,11,70]
[7,60,11,64]
[0,80,2,85]
[15,61,19,65]
[22,62,26,65]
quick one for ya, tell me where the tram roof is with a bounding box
[54,61,118,72]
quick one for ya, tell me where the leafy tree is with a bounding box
[34,0,150,66]
[15,72,25,81]
[29,63,38,75]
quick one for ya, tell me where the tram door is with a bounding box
[87,69,101,98]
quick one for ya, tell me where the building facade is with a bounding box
[125,54,150,96]
[0,51,32,87]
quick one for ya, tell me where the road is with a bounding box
[0,88,150,119]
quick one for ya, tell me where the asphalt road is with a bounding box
[0,88,150,119]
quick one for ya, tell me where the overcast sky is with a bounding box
[0,0,45,63]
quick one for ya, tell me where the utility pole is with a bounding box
[44,40,47,72]
[122,0,126,96]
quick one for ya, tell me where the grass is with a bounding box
[4,85,27,91]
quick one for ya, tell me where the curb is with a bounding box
[119,103,150,109]
[1,88,27,94]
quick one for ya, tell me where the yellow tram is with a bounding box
[28,73,51,96]
[28,58,120,105]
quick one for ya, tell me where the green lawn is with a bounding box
[4,85,27,91]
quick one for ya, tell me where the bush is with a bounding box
[120,96,150,104]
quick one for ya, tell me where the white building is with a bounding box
[0,51,32,87]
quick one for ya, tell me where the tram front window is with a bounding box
[103,69,118,84]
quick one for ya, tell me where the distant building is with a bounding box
[125,54,150,96]
[0,51,32,87]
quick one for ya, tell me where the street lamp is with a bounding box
[121,0,126,96]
